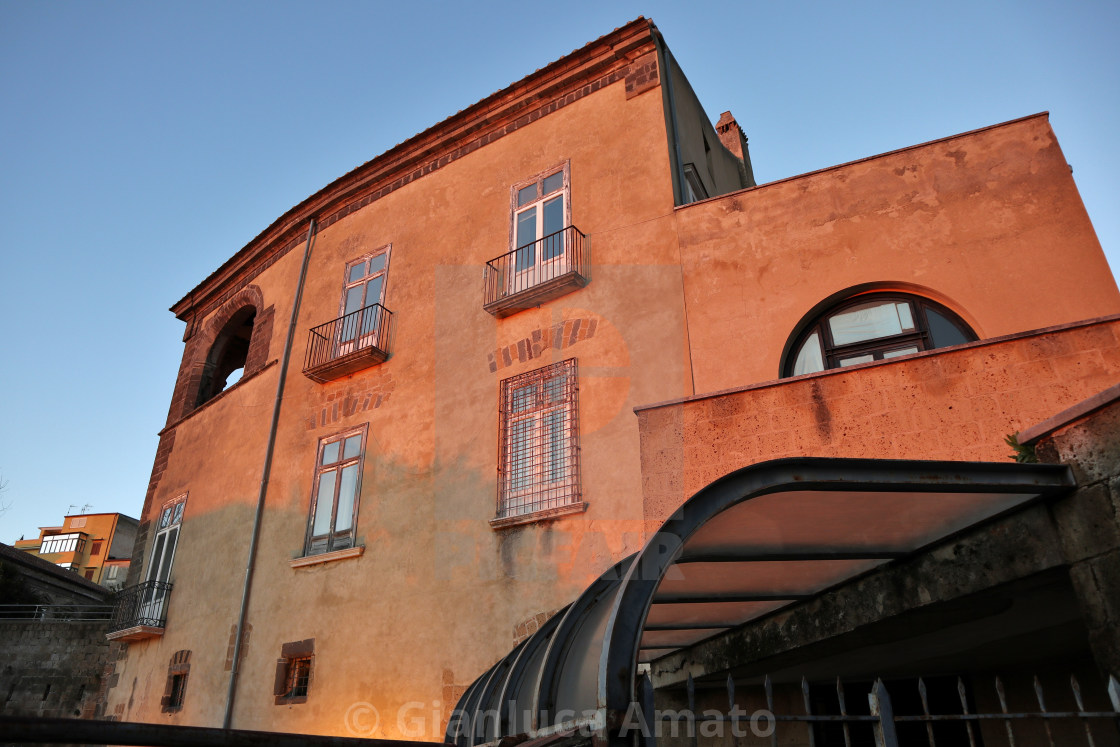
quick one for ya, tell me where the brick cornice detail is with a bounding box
[171,18,658,324]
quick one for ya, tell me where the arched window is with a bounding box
[784,293,976,377]
[195,306,256,406]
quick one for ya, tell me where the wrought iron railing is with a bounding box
[0,603,113,622]
[304,303,393,372]
[484,225,588,307]
[109,580,173,632]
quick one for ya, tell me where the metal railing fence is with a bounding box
[484,226,588,305]
[108,579,173,632]
[304,303,393,371]
[0,603,113,622]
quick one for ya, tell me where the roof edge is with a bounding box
[170,17,656,320]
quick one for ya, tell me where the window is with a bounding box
[84,569,95,580]
[161,650,190,713]
[305,426,367,556]
[141,495,186,622]
[682,163,708,203]
[784,293,977,377]
[274,639,314,705]
[338,247,391,355]
[510,167,571,284]
[40,533,86,554]
[90,540,103,556]
[497,359,581,520]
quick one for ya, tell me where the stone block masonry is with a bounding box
[0,620,115,720]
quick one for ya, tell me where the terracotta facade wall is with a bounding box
[638,318,1120,525]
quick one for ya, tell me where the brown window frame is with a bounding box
[303,426,368,557]
[783,293,977,378]
[497,358,581,520]
[161,650,191,713]
[275,639,314,705]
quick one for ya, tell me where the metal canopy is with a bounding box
[448,457,1075,746]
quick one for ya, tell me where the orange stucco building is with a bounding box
[100,17,1120,742]
[14,512,137,588]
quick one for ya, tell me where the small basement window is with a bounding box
[196,307,256,406]
[275,639,314,705]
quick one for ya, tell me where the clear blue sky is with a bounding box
[2,0,1118,544]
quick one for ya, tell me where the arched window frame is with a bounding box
[782,292,977,378]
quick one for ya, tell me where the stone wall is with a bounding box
[0,620,116,719]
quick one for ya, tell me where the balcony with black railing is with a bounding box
[303,303,393,383]
[106,580,173,641]
[483,226,589,317]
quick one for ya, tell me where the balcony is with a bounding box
[303,303,393,383]
[106,580,172,641]
[484,226,589,317]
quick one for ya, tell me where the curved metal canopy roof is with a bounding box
[447,457,1075,747]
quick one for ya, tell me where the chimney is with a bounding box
[715,111,756,188]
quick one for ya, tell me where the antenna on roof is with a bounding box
[67,504,77,515]
[80,503,93,514]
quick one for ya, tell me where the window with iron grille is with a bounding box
[305,426,367,556]
[161,650,190,713]
[497,358,580,520]
[274,639,314,705]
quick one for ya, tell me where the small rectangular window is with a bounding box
[275,639,314,704]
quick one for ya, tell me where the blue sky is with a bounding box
[1,0,1118,544]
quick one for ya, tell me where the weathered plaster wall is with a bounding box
[639,317,1120,525]
[673,114,1120,393]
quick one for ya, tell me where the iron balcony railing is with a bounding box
[484,225,589,309]
[109,580,173,632]
[304,303,393,373]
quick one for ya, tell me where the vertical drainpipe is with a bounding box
[222,217,317,729]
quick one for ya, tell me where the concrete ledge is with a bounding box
[489,501,588,529]
[106,624,164,642]
[289,545,364,568]
[1020,381,1120,446]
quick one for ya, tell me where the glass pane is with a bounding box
[515,208,536,271]
[343,435,362,459]
[322,441,341,465]
[839,354,875,367]
[926,308,971,348]
[348,263,367,283]
[883,346,920,359]
[511,384,536,413]
[829,301,908,345]
[171,502,185,525]
[312,471,337,535]
[156,527,178,583]
[160,507,172,529]
[542,196,564,260]
[509,419,534,491]
[517,184,538,207]
[542,374,565,403]
[146,534,166,581]
[365,277,383,307]
[544,410,566,481]
[792,332,825,376]
[335,464,358,532]
[368,253,386,274]
[896,302,915,331]
[542,171,563,195]
[344,285,365,316]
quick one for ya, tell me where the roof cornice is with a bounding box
[171,17,657,321]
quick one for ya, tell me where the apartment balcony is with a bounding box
[303,303,393,383]
[105,580,172,641]
[484,226,589,317]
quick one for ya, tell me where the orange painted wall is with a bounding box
[638,317,1120,525]
[673,114,1120,394]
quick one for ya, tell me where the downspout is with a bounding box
[222,218,317,729]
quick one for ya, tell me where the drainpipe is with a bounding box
[223,218,317,729]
